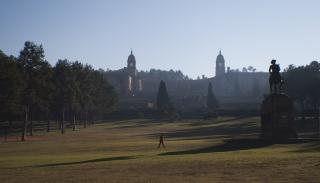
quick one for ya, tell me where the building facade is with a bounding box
[105,50,269,112]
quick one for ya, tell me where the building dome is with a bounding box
[215,50,225,76]
[127,50,136,64]
[127,49,137,77]
[216,51,225,63]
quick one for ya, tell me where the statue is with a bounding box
[261,59,297,141]
[269,59,283,94]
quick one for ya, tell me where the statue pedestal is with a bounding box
[260,94,297,141]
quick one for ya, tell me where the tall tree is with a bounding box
[207,82,219,110]
[70,61,82,130]
[284,61,320,121]
[31,60,53,135]
[18,41,47,140]
[0,50,23,126]
[1,41,119,135]
[305,61,320,121]
[52,59,73,134]
[92,70,117,120]
[156,80,170,112]
[284,65,309,120]
[79,64,94,128]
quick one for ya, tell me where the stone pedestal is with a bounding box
[260,94,297,141]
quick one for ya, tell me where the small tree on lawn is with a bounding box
[206,82,219,118]
[156,80,174,119]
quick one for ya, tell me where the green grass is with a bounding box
[0,117,320,183]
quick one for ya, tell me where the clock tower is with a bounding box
[125,49,142,96]
[127,49,136,77]
[215,50,225,76]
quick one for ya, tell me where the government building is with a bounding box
[104,50,268,116]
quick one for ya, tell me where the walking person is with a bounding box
[158,133,165,148]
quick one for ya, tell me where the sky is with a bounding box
[1,0,320,79]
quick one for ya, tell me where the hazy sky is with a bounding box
[1,0,320,78]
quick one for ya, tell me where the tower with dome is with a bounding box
[126,49,142,96]
[215,50,226,76]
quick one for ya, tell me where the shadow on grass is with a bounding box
[187,116,249,127]
[35,156,137,167]
[159,138,272,156]
[104,119,162,130]
[104,124,149,130]
[290,140,320,153]
[142,120,259,141]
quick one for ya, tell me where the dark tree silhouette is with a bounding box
[52,59,72,134]
[206,82,219,119]
[18,41,48,140]
[139,69,189,81]
[92,70,117,120]
[284,61,320,121]
[206,82,219,110]
[0,50,23,127]
[0,42,118,140]
[70,61,82,130]
[156,80,176,121]
[79,64,94,128]
[32,60,53,135]
[156,80,170,111]
[305,61,320,115]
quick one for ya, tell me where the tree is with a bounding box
[0,41,119,136]
[157,80,175,121]
[284,61,320,121]
[37,61,54,132]
[70,61,82,130]
[247,66,256,72]
[52,59,73,134]
[140,69,188,81]
[32,60,53,135]
[206,82,219,110]
[78,64,94,128]
[157,80,170,111]
[92,70,117,121]
[18,41,48,140]
[305,61,320,121]
[0,50,23,126]
[284,65,309,120]
[157,80,175,120]
[242,67,248,72]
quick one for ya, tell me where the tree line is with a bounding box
[0,41,117,141]
[283,61,320,119]
[139,69,189,80]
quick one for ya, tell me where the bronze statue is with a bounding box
[269,59,283,94]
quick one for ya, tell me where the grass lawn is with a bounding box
[0,117,320,183]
